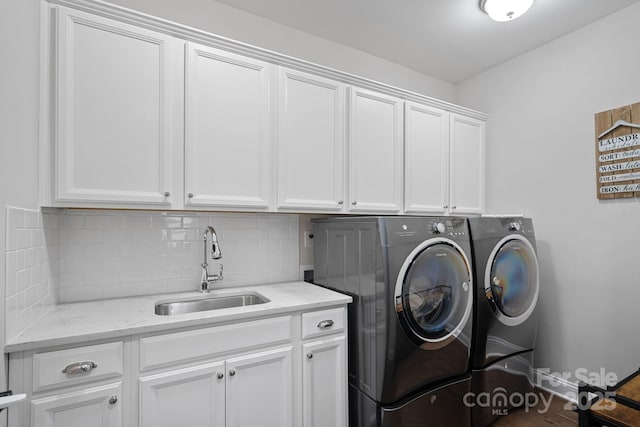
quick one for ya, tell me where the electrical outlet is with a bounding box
[304,231,314,248]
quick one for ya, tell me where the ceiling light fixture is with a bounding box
[479,0,534,22]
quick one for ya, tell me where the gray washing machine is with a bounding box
[313,216,474,427]
[467,216,540,426]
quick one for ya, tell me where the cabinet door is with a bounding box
[348,87,403,213]
[404,102,449,214]
[31,382,122,427]
[185,42,271,209]
[139,361,225,427]
[449,114,485,214]
[277,68,345,211]
[226,347,293,427]
[302,336,347,427]
[55,7,182,206]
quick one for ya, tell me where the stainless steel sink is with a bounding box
[154,292,270,316]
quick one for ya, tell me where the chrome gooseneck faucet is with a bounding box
[200,226,223,292]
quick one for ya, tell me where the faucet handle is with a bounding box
[217,264,224,281]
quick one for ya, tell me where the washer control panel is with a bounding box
[432,222,445,234]
[426,218,467,237]
[500,218,534,236]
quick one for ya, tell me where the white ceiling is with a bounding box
[212,0,640,83]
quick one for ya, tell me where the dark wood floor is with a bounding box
[491,390,578,426]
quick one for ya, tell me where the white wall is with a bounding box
[105,0,456,102]
[457,3,640,388]
[0,0,41,410]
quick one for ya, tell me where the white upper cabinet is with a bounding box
[348,87,403,213]
[54,7,183,206]
[404,103,486,215]
[449,113,485,215]
[44,3,486,215]
[404,102,449,214]
[277,68,345,211]
[184,42,272,210]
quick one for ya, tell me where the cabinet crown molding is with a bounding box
[46,0,487,120]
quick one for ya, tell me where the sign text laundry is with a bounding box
[598,132,640,152]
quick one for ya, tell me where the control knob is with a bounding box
[432,222,445,234]
[509,222,521,231]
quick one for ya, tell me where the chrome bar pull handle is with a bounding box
[317,319,334,329]
[62,361,98,375]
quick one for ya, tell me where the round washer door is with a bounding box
[395,238,472,347]
[485,234,539,326]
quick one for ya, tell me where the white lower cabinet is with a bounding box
[226,347,293,427]
[302,336,347,427]
[9,308,346,427]
[8,341,126,427]
[139,347,293,427]
[301,307,348,427]
[139,361,225,427]
[32,382,123,427]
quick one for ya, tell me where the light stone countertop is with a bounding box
[5,281,352,353]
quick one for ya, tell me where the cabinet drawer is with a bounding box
[302,307,345,340]
[33,342,123,392]
[140,315,292,371]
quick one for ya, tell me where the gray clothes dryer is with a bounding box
[313,216,474,427]
[467,216,540,427]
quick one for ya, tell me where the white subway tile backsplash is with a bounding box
[84,214,122,229]
[5,207,58,342]
[6,208,301,338]
[53,210,299,303]
[24,211,39,229]
[58,214,84,229]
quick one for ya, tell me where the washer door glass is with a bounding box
[401,243,471,342]
[488,238,539,319]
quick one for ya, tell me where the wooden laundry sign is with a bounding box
[595,103,640,199]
